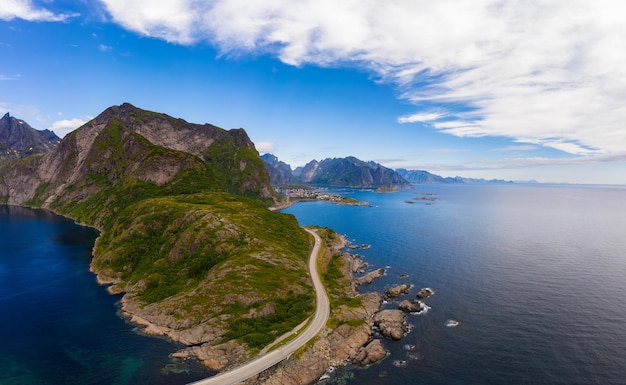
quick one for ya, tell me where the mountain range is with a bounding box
[396,168,513,184]
[262,154,512,188]
[262,154,410,188]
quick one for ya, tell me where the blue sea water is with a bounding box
[0,205,211,385]
[2,184,626,385]
[283,184,626,385]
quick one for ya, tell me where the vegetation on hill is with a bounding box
[0,104,316,357]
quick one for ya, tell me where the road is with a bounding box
[188,227,329,385]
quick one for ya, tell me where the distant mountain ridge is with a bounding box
[0,112,59,160]
[396,168,513,184]
[261,154,410,188]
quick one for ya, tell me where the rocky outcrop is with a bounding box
[398,299,426,313]
[173,341,250,371]
[354,339,388,366]
[355,268,385,285]
[329,324,372,364]
[373,310,408,340]
[416,287,434,299]
[384,283,411,299]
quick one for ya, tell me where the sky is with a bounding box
[1,0,626,184]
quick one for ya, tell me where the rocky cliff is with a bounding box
[0,112,59,160]
[0,103,275,221]
[260,153,295,185]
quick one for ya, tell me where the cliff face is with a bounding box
[0,103,275,224]
[0,112,59,160]
[260,153,294,185]
[262,155,409,189]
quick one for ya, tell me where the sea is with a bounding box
[0,205,212,385]
[1,183,626,385]
[282,184,626,385]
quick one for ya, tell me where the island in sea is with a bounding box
[0,103,425,384]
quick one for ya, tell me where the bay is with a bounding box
[0,205,211,385]
[283,184,626,385]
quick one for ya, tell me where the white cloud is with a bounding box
[48,118,89,137]
[493,145,538,152]
[97,0,626,158]
[255,141,275,154]
[398,112,446,124]
[98,44,112,52]
[0,0,78,22]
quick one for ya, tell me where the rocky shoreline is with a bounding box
[240,237,434,385]
[101,229,429,384]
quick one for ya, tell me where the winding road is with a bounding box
[188,227,329,385]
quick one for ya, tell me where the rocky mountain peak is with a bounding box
[0,112,60,160]
[0,104,276,220]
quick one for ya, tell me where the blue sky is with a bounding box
[2,0,625,184]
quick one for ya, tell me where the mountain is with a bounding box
[396,168,513,184]
[260,153,295,185]
[0,104,315,365]
[1,103,275,220]
[262,154,410,188]
[0,112,59,160]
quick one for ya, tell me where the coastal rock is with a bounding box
[173,340,250,371]
[329,324,372,365]
[243,335,330,385]
[354,339,388,366]
[416,288,434,299]
[373,310,408,340]
[361,292,383,317]
[356,268,385,285]
[384,284,411,299]
[398,299,425,313]
[350,256,368,274]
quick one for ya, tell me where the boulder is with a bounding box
[354,339,388,366]
[416,287,434,299]
[373,310,408,340]
[384,284,411,299]
[398,299,425,313]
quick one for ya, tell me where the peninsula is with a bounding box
[0,104,394,384]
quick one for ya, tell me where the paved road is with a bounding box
[188,227,329,385]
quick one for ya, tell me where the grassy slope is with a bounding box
[3,110,315,351]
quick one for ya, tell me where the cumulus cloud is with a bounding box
[97,0,626,157]
[48,118,89,137]
[255,141,275,154]
[0,0,78,22]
